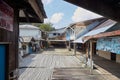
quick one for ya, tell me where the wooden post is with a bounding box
[74,43,76,55]
[90,40,93,74]
[86,43,89,66]
[69,40,71,51]
[74,30,76,55]
[8,8,19,80]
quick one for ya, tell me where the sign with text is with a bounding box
[0,0,14,31]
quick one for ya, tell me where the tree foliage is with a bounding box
[39,23,55,32]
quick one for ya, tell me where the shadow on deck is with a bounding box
[93,55,120,79]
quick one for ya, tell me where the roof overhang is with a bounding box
[83,30,120,41]
[74,20,116,43]
[64,0,120,22]
[47,40,67,42]
[5,0,47,23]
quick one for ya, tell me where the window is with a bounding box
[53,33,56,35]
[58,33,60,35]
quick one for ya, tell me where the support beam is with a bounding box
[90,40,93,74]
[23,10,30,22]
[19,17,42,23]
[28,0,44,22]
[86,43,89,66]
[74,43,76,55]
[69,40,71,51]
[83,30,120,41]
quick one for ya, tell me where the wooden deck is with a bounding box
[18,49,84,80]
[19,49,115,80]
[19,54,83,68]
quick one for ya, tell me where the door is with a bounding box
[92,42,96,55]
[111,53,116,61]
[0,44,6,80]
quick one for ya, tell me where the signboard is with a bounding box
[0,0,14,31]
[97,37,120,54]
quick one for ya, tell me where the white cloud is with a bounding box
[72,7,102,22]
[50,13,64,24]
[42,0,53,5]
[44,18,50,23]
[44,13,64,24]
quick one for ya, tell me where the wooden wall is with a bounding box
[0,8,19,78]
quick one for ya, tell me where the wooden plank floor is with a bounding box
[19,68,53,80]
[18,50,84,80]
[19,54,83,68]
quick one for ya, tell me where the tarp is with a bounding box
[97,37,120,54]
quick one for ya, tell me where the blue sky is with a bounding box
[42,0,102,29]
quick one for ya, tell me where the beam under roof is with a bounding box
[64,0,120,22]
[5,0,47,23]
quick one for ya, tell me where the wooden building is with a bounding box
[19,24,42,55]
[68,18,106,51]
[73,19,116,69]
[0,0,46,80]
[48,28,66,40]
[47,28,67,48]
[83,22,120,63]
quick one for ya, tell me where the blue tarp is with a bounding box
[97,37,120,54]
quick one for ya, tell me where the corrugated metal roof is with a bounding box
[82,23,120,41]
[93,19,116,30]
[105,23,120,32]
[19,25,39,29]
[48,28,66,34]
[76,19,106,39]
[74,20,116,43]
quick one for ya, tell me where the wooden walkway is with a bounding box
[18,49,115,80]
[19,54,83,68]
[18,50,84,80]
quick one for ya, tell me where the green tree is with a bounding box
[39,23,55,32]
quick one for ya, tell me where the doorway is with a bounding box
[92,42,96,55]
[111,53,116,61]
[0,44,6,80]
